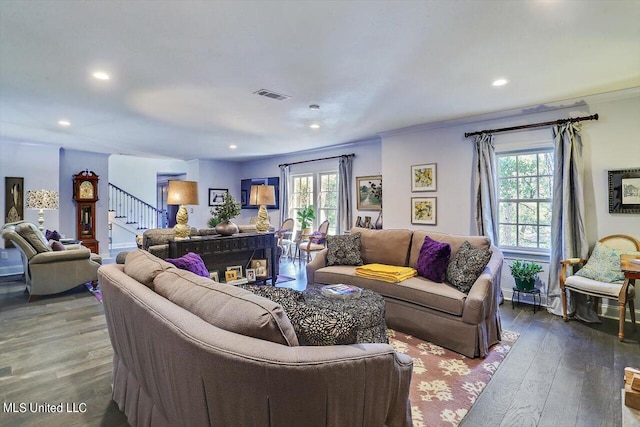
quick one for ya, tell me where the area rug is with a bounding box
[388,329,519,427]
[84,282,102,303]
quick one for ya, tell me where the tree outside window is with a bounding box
[497,150,553,251]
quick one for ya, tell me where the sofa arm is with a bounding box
[462,246,503,325]
[306,248,328,284]
[29,246,92,264]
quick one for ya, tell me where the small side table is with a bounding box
[512,287,541,313]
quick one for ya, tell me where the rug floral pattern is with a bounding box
[388,329,518,427]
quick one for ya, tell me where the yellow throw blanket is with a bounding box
[355,263,417,283]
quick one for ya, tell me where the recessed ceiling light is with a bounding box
[58,120,71,126]
[229,144,237,149]
[309,124,320,129]
[492,78,508,87]
[309,104,320,110]
[93,71,110,80]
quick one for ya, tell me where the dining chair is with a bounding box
[298,220,330,263]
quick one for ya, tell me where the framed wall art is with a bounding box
[208,188,228,207]
[411,197,437,225]
[356,175,382,211]
[5,177,24,223]
[608,168,640,213]
[411,163,437,192]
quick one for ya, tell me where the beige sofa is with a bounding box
[307,227,504,358]
[1,221,102,301]
[99,250,413,426]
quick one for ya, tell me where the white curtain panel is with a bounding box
[547,123,590,318]
[337,155,353,235]
[473,133,499,244]
[279,165,290,226]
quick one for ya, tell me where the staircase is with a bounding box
[108,183,166,236]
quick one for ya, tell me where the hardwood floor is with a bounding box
[1,260,638,426]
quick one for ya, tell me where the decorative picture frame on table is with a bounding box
[226,265,243,278]
[210,271,219,282]
[251,259,268,279]
[411,197,437,225]
[246,269,256,283]
[208,188,228,207]
[356,175,382,211]
[411,163,437,192]
[224,270,237,282]
[608,169,640,213]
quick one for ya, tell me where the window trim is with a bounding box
[496,146,554,254]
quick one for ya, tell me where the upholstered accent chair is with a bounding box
[298,219,330,263]
[1,221,102,301]
[560,234,640,341]
[276,217,294,260]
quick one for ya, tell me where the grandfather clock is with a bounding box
[73,170,99,253]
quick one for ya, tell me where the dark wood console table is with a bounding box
[168,232,277,284]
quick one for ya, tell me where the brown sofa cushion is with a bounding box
[409,231,490,268]
[153,269,299,346]
[124,249,175,289]
[16,222,51,253]
[350,227,412,266]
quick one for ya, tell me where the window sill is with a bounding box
[500,248,550,263]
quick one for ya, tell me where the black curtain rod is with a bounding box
[464,113,599,138]
[279,153,355,168]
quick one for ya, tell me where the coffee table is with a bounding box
[303,286,388,344]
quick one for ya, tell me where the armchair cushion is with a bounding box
[574,241,640,283]
[565,274,636,298]
[16,222,51,253]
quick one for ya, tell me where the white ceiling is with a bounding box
[1,0,639,161]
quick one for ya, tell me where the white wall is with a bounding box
[0,140,61,248]
[237,139,382,227]
[380,88,640,315]
[185,159,241,229]
[108,154,187,205]
[59,148,110,256]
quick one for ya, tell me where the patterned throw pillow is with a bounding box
[575,242,640,283]
[165,252,209,278]
[446,241,492,293]
[415,236,451,283]
[326,233,363,266]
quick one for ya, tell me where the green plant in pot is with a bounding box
[296,206,315,235]
[510,260,543,290]
[211,193,241,236]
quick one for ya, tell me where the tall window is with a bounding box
[497,149,553,251]
[290,171,338,234]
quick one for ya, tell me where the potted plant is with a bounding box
[211,193,241,236]
[509,260,543,290]
[296,206,315,235]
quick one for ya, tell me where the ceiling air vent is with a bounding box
[253,89,291,101]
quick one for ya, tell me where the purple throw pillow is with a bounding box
[165,252,209,278]
[310,231,326,244]
[45,229,61,241]
[416,236,451,283]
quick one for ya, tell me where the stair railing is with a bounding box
[108,183,165,231]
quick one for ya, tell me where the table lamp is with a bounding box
[249,184,275,233]
[26,190,59,232]
[167,180,199,238]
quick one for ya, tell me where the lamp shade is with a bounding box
[167,181,199,205]
[249,185,275,206]
[26,190,59,210]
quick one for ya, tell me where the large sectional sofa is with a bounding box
[99,250,413,426]
[307,227,504,358]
